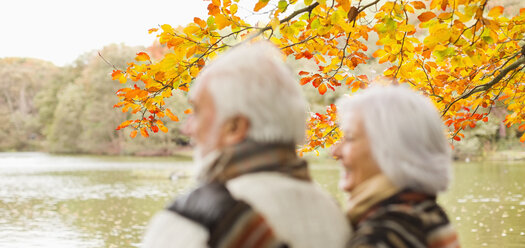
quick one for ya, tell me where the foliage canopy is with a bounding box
[111,0,525,153]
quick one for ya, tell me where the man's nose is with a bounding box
[181,115,193,136]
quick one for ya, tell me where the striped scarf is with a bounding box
[201,140,311,184]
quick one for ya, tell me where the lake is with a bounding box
[0,152,524,247]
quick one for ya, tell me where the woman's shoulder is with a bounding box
[348,192,459,248]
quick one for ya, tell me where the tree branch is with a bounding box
[442,55,525,117]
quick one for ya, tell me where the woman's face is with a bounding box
[332,111,382,193]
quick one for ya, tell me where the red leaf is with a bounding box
[152,125,159,133]
[312,77,322,88]
[298,71,309,76]
[453,136,461,141]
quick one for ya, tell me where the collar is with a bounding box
[346,173,400,225]
[199,140,310,184]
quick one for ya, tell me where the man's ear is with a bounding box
[221,115,251,146]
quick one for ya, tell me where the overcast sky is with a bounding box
[0,0,209,66]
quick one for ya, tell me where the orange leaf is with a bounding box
[148,28,158,34]
[184,109,193,114]
[453,136,461,141]
[521,8,525,15]
[117,120,133,130]
[436,74,449,81]
[488,6,504,18]
[300,77,312,85]
[520,133,525,143]
[135,52,150,62]
[194,17,207,29]
[312,77,322,88]
[318,83,327,95]
[412,1,426,9]
[207,3,220,15]
[418,12,437,22]
[130,130,138,138]
[140,127,149,137]
[166,108,179,122]
[156,120,169,133]
[254,0,269,12]
[111,70,122,80]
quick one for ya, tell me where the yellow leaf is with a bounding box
[270,17,280,31]
[215,14,231,30]
[231,4,238,14]
[183,25,201,35]
[135,52,150,62]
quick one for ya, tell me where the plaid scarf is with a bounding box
[347,187,459,248]
[201,140,311,184]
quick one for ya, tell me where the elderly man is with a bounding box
[141,41,350,248]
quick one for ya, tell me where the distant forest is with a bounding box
[0,44,190,156]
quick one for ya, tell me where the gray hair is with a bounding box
[337,85,452,194]
[190,41,307,144]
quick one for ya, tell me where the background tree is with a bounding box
[0,58,58,151]
[109,0,522,152]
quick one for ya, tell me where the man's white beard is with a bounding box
[192,146,221,182]
[191,121,222,182]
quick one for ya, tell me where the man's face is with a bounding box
[183,86,221,158]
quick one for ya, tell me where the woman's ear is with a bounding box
[221,115,251,146]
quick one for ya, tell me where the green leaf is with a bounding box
[311,18,321,29]
[278,0,288,11]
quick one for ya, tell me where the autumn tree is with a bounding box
[112,0,525,153]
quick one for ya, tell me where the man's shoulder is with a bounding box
[142,210,208,248]
[167,182,250,231]
[226,172,351,248]
[226,172,337,204]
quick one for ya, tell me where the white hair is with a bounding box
[190,41,307,144]
[337,85,452,194]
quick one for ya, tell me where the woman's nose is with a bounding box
[331,143,341,160]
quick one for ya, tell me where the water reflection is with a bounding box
[439,162,525,248]
[0,153,524,247]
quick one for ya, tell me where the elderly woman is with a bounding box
[332,85,460,248]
